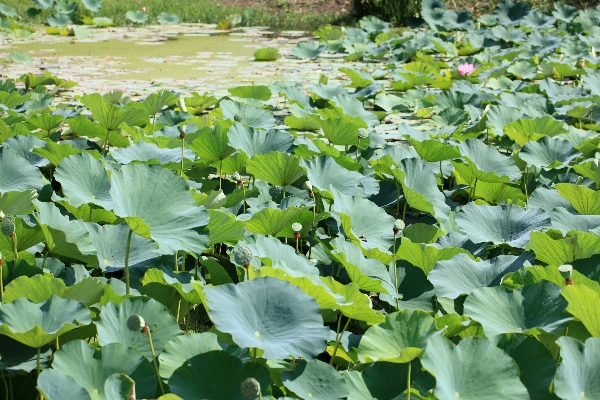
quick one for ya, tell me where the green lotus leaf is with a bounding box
[562,285,600,337]
[0,3,17,18]
[507,60,537,80]
[0,295,91,348]
[111,141,195,165]
[109,163,209,255]
[54,152,112,210]
[253,47,280,61]
[95,297,181,360]
[0,334,52,373]
[504,116,568,146]
[339,67,375,88]
[281,360,348,400]
[156,12,179,24]
[494,334,557,400]
[169,350,271,400]
[422,336,529,400]
[429,252,535,299]
[0,149,45,192]
[245,207,312,238]
[220,99,276,130]
[125,10,148,24]
[227,124,294,158]
[207,209,246,245]
[82,0,101,12]
[345,361,416,400]
[246,151,305,187]
[554,337,600,400]
[396,237,468,275]
[331,94,379,128]
[301,156,378,198]
[526,231,600,266]
[187,124,234,163]
[6,51,33,64]
[519,136,580,169]
[228,85,271,101]
[358,310,440,363]
[38,340,156,400]
[380,261,435,311]
[329,237,392,293]
[27,113,65,135]
[204,277,329,360]
[55,0,78,14]
[502,265,600,293]
[32,138,99,166]
[140,91,179,117]
[3,274,104,306]
[237,234,319,274]
[463,281,572,336]
[456,203,550,248]
[453,138,521,183]
[141,266,203,304]
[0,215,44,258]
[573,160,600,188]
[319,116,365,146]
[47,13,72,27]
[550,205,600,233]
[555,183,600,215]
[2,135,48,167]
[408,138,461,162]
[159,332,247,383]
[81,94,149,131]
[403,223,443,244]
[293,42,325,60]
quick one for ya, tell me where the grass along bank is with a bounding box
[1,0,354,32]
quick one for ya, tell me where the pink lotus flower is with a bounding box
[141,6,147,12]
[458,63,476,76]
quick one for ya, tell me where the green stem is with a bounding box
[175,250,179,272]
[37,347,41,377]
[439,161,443,188]
[295,237,300,254]
[124,229,133,295]
[242,186,246,213]
[329,317,351,365]
[407,361,412,400]
[55,337,59,351]
[1,371,8,400]
[402,202,407,222]
[152,113,156,133]
[0,261,3,305]
[147,329,166,396]
[219,160,223,190]
[194,258,199,280]
[252,347,257,363]
[10,234,17,260]
[396,184,400,216]
[180,138,185,177]
[393,232,399,309]
[356,137,359,159]
[176,298,181,323]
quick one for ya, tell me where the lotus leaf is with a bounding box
[554,337,600,400]
[281,360,348,400]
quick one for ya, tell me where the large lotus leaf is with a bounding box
[187,124,234,163]
[220,99,275,130]
[0,189,37,216]
[204,277,329,360]
[34,201,98,265]
[0,334,52,373]
[549,208,600,234]
[293,42,325,60]
[504,116,568,147]
[554,337,600,400]
[301,156,378,198]
[331,94,379,128]
[2,135,48,167]
[319,116,364,146]
[0,149,45,192]
[207,210,246,245]
[429,252,535,299]
[47,13,73,27]
[38,369,92,400]
[140,267,203,304]
[125,10,148,23]
[228,124,293,158]
[159,332,247,383]
[246,152,305,187]
[454,138,521,182]
[245,207,313,238]
[555,183,600,215]
[331,187,394,252]
[396,238,468,275]
[169,350,271,400]
[87,223,160,272]
[562,285,600,337]
[408,138,461,162]
[109,163,210,255]
[519,136,580,169]
[421,336,529,400]
[54,152,112,210]
[95,297,181,360]
[379,262,435,312]
[281,359,348,400]
[140,91,179,116]
[33,139,98,166]
[258,265,385,324]
[228,85,271,101]
[526,231,600,266]
[494,334,557,400]
[39,340,156,400]
[82,0,101,12]
[573,160,600,188]
[358,310,439,363]
[110,142,195,165]
[3,274,104,306]
[0,295,91,348]
[463,281,572,336]
[81,94,148,131]
[502,265,600,293]
[456,203,550,248]
[237,235,319,275]
[345,361,415,400]
[329,237,392,293]
[397,157,451,221]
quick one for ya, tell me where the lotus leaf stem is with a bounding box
[176,298,181,323]
[393,232,399,310]
[175,250,179,272]
[180,138,185,177]
[0,259,3,305]
[252,347,257,363]
[124,229,133,295]
[407,361,412,400]
[146,328,166,396]
[1,370,8,400]
[219,160,223,190]
[329,316,351,366]
[10,234,17,260]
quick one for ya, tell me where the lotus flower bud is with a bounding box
[240,377,260,399]
[127,315,146,332]
[1,215,15,236]
[292,222,302,238]
[393,219,405,234]
[269,185,282,198]
[558,264,574,285]
[233,246,253,268]
[304,181,313,197]
[358,128,369,139]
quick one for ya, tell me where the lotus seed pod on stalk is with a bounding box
[177,125,186,139]
[240,377,261,399]
[558,264,574,286]
[358,128,369,139]
[127,314,146,332]
[292,222,302,239]
[1,214,15,236]
[393,219,405,234]
[233,246,253,268]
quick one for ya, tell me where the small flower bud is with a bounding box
[127,315,146,332]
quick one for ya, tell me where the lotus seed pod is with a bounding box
[358,128,369,139]
[393,219,405,233]
[234,114,243,122]
[240,377,260,399]
[178,125,186,139]
[269,185,282,198]
[292,222,302,233]
[233,246,253,266]
[1,215,15,236]
[127,315,146,332]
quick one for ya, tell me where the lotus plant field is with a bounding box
[2,0,600,399]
